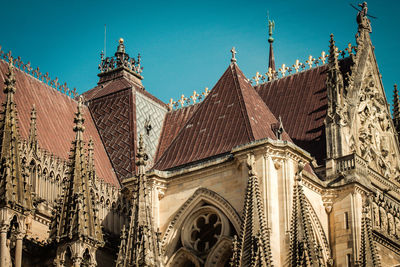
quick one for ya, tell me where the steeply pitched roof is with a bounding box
[0,60,119,187]
[155,104,199,162]
[255,58,352,164]
[154,62,290,170]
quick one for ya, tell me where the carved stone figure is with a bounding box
[388,213,395,236]
[395,216,400,239]
[372,202,380,228]
[380,207,388,233]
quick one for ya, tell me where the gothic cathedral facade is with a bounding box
[0,2,398,266]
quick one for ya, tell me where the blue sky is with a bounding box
[0,0,398,105]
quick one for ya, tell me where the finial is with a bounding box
[119,38,124,44]
[230,47,237,63]
[279,64,289,77]
[116,38,126,54]
[328,34,339,69]
[292,60,301,73]
[4,55,16,95]
[136,134,148,168]
[306,55,315,69]
[267,14,275,43]
[393,84,400,122]
[319,51,328,65]
[253,72,262,85]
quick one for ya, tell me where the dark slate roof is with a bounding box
[255,58,352,164]
[154,62,290,171]
[0,60,119,187]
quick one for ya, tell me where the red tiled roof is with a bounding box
[255,58,352,164]
[155,104,199,162]
[154,63,290,170]
[0,61,119,187]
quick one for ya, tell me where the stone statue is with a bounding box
[380,207,388,232]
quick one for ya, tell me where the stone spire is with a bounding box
[0,58,33,212]
[358,199,381,267]
[325,34,345,159]
[267,16,276,78]
[231,153,273,267]
[51,97,103,266]
[288,163,322,267]
[392,84,400,135]
[116,134,161,267]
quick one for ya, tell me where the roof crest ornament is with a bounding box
[168,87,210,111]
[98,38,143,77]
[0,45,78,99]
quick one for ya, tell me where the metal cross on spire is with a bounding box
[231,47,237,63]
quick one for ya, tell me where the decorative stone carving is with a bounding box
[380,206,388,233]
[181,206,230,254]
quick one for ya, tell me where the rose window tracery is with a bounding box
[182,206,230,254]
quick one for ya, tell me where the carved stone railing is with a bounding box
[0,46,78,99]
[335,153,368,174]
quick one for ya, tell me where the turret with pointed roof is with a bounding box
[0,58,33,213]
[231,153,273,267]
[116,134,161,267]
[51,97,104,266]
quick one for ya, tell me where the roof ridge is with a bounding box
[230,63,254,141]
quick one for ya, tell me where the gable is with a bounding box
[154,63,289,171]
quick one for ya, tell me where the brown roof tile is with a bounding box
[0,61,119,187]
[155,104,199,162]
[154,63,289,170]
[255,58,352,164]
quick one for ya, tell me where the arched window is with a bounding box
[64,247,73,267]
[81,249,91,267]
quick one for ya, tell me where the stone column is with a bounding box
[14,232,25,267]
[0,224,9,267]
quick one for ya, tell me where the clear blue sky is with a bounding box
[0,0,398,106]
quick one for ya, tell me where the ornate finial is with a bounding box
[306,55,315,69]
[393,84,400,130]
[319,51,328,64]
[136,134,148,174]
[266,67,274,81]
[190,90,199,104]
[4,55,16,96]
[178,94,186,108]
[119,38,124,44]
[328,34,339,70]
[279,64,289,77]
[168,98,174,111]
[73,96,85,137]
[230,47,237,63]
[292,60,301,73]
[253,72,262,85]
[267,14,275,43]
[203,87,210,97]
[345,43,353,55]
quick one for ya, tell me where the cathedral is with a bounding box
[0,2,398,266]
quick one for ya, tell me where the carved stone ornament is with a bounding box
[355,68,400,179]
[181,206,230,254]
